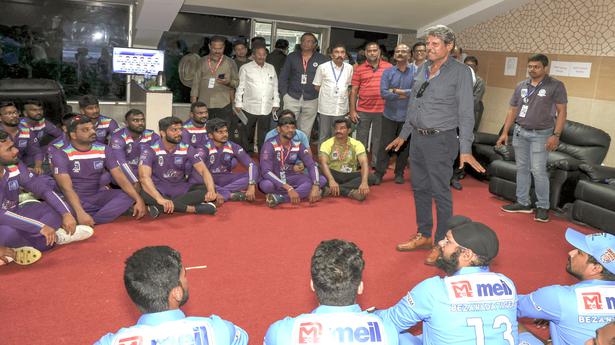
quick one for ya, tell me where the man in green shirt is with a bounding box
[319,118,376,201]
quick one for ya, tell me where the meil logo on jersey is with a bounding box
[576,286,615,316]
[297,321,382,344]
[445,274,516,303]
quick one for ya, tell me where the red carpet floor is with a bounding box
[0,175,595,344]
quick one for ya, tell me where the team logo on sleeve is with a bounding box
[291,314,386,345]
[576,286,615,322]
[8,180,19,191]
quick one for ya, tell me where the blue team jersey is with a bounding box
[376,267,519,345]
[94,309,248,345]
[265,304,399,345]
[517,279,615,345]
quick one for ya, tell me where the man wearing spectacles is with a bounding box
[411,41,427,70]
[385,25,485,265]
[0,101,44,175]
[376,216,519,345]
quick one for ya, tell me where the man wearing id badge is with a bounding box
[278,32,329,140]
[319,118,376,201]
[313,43,353,146]
[496,54,568,223]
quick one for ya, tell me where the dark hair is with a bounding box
[207,118,228,134]
[210,35,226,44]
[124,246,183,313]
[67,115,92,134]
[464,56,479,66]
[587,255,615,281]
[412,41,426,52]
[78,94,99,109]
[334,118,352,129]
[300,32,318,44]
[158,116,183,131]
[251,36,266,45]
[61,112,80,127]
[364,42,379,50]
[277,115,297,127]
[275,39,289,50]
[252,43,267,53]
[233,40,247,49]
[311,239,364,306]
[331,42,346,52]
[190,101,208,113]
[278,109,296,121]
[23,99,43,108]
[528,54,549,67]
[0,101,17,112]
[124,108,144,121]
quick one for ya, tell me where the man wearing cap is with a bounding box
[517,228,615,345]
[377,216,519,345]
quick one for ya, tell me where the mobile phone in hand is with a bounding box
[218,73,225,79]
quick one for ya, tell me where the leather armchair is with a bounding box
[572,164,615,233]
[488,120,611,210]
[469,126,514,180]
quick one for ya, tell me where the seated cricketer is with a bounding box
[0,101,43,175]
[110,109,160,184]
[259,115,326,208]
[199,118,259,203]
[51,116,150,226]
[94,246,248,345]
[376,216,519,345]
[138,116,217,216]
[78,94,118,144]
[19,99,63,168]
[319,117,376,202]
[265,239,399,345]
[182,101,209,149]
[518,228,615,345]
[0,130,93,253]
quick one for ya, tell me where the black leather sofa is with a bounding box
[488,120,611,210]
[0,78,69,124]
[572,164,615,234]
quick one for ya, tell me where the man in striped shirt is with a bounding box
[350,42,392,168]
[0,129,92,255]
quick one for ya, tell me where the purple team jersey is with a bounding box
[260,136,320,187]
[202,140,258,183]
[52,142,120,196]
[181,119,208,148]
[139,140,201,197]
[1,162,71,233]
[110,128,159,182]
[92,115,119,144]
[19,118,63,143]
[0,123,42,165]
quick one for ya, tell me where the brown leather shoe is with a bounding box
[424,247,440,266]
[396,233,432,251]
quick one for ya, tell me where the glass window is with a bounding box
[254,22,272,49]
[276,29,321,54]
[0,0,129,101]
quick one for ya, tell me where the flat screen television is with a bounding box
[112,47,165,76]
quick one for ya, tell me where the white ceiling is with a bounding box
[181,0,530,33]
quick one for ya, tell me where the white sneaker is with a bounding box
[56,225,94,245]
[18,192,40,206]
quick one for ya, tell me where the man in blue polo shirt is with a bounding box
[518,228,615,345]
[265,239,399,345]
[376,216,519,345]
[94,245,248,345]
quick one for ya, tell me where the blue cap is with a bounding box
[565,228,615,275]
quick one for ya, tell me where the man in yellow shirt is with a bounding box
[319,118,376,201]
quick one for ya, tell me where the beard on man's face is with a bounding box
[435,247,463,275]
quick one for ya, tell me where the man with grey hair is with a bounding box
[386,25,485,265]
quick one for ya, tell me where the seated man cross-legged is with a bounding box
[51,116,150,226]
[200,118,259,203]
[0,130,92,265]
[139,116,217,216]
[265,239,399,345]
[319,117,376,201]
[259,115,326,208]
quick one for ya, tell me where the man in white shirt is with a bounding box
[235,45,280,153]
[313,43,353,146]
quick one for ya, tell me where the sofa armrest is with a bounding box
[579,163,615,182]
[548,158,584,171]
[474,132,499,145]
[494,145,515,161]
